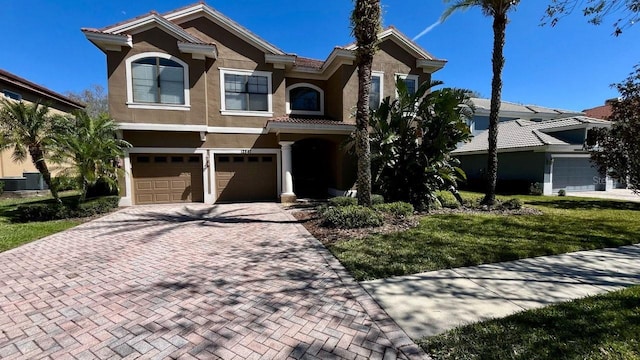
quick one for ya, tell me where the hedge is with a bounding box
[14,196,120,222]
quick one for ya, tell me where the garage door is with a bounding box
[552,157,600,192]
[215,154,277,202]
[132,154,204,205]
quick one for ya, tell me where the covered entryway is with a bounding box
[552,157,601,192]
[215,154,277,202]
[131,154,204,205]
[292,138,332,199]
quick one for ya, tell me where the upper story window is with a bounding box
[125,52,190,111]
[286,83,324,115]
[396,73,419,96]
[220,68,273,117]
[2,89,22,101]
[369,71,383,110]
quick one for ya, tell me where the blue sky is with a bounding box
[0,0,638,111]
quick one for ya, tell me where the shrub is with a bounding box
[374,202,414,218]
[328,196,357,207]
[435,191,460,209]
[14,195,119,222]
[501,198,523,210]
[558,189,567,197]
[51,175,79,191]
[86,177,119,198]
[321,205,383,229]
[371,194,385,205]
[460,192,483,208]
[530,182,543,196]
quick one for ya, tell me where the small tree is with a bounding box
[52,110,130,202]
[0,99,62,202]
[589,65,640,192]
[369,79,473,210]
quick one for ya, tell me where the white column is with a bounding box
[279,141,296,201]
[119,150,133,206]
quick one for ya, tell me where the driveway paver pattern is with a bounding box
[0,203,426,359]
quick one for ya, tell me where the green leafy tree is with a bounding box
[441,0,520,206]
[543,0,640,35]
[351,0,382,207]
[52,110,130,202]
[369,79,473,210]
[589,65,640,192]
[0,99,62,202]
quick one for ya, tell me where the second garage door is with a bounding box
[132,154,204,205]
[552,157,600,192]
[215,154,277,202]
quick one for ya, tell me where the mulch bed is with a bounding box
[290,205,542,245]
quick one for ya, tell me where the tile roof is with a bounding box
[583,104,613,120]
[294,57,324,70]
[454,116,611,154]
[0,69,85,109]
[470,98,583,117]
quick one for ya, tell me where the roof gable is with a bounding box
[163,3,285,55]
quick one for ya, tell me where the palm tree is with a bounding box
[51,110,130,202]
[0,99,61,202]
[441,0,520,206]
[351,0,382,207]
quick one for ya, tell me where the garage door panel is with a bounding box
[553,157,600,192]
[215,155,276,202]
[132,154,203,205]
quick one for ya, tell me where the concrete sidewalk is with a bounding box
[567,189,640,203]
[362,244,640,339]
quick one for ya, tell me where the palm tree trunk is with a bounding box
[483,11,508,206]
[29,145,61,203]
[355,60,373,207]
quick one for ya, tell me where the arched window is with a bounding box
[126,52,190,110]
[286,83,324,115]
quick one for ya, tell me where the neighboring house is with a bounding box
[83,3,446,205]
[466,97,583,135]
[583,98,617,120]
[454,116,615,195]
[0,69,84,189]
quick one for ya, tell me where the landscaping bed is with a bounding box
[295,194,640,281]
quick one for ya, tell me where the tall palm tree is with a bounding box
[351,0,382,207]
[0,99,61,202]
[441,0,520,206]
[51,110,130,202]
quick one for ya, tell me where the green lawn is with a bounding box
[0,193,82,253]
[419,285,640,360]
[328,194,640,281]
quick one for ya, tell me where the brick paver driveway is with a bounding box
[0,203,425,359]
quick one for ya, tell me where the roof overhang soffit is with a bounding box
[286,49,355,80]
[82,31,133,52]
[265,54,296,69]
[178,42,217,60]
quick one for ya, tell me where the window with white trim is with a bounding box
[220,68,272,115]
[396,73,419,96]
[369,72,383,110]
[125,52,190,110]
[286,83,324,115]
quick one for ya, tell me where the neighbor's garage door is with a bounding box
[132,154,204,205]
[552,157,599,192]
[215,154,277,202]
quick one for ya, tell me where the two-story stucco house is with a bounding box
[83,2,446,205]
